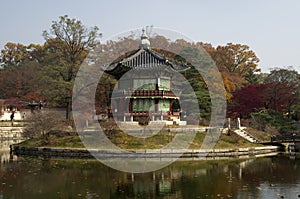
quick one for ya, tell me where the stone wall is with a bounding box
[12,145,280,160]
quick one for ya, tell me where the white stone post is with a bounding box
[237,117,241,129]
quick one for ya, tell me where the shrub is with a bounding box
[23,110,66,143]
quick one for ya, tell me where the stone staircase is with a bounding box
[168,116,186,126]
[0,122,24,140]
[234,127,260,143]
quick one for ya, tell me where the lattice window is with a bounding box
[159,79,170,91]
[133,79,156,90]
[159,100,170,112]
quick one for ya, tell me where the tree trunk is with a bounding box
[66,98,71,121]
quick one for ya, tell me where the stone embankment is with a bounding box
[12,145,280,160]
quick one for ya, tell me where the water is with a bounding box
[0,142,299,199]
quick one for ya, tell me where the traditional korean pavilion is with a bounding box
[105,29,189,125]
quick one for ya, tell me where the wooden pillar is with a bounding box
[155,99,159,112]
[156,77,160,90]
[129,99,132,113]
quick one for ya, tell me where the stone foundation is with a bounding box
[12,145,280,159]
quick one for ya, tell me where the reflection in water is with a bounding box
[0,141,299,199]
[0,140,19,163]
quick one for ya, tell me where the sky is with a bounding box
[1,0,300,73]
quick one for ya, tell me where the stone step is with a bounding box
[233,128,259,143]
[0,127,23,132]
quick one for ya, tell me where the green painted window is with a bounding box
[132,99,155,112]
[133,79,156,90]
[159,100,170,112]
[132,100,139,112]
[159,79,170,90]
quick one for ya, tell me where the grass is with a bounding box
[17,127,266,150]
[214,133,262,149]
[245,127,271,142]
[109,131,176,149]
[18,134,85,148]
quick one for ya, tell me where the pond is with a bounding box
[0,141,300,199]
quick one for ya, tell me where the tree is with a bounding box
[244,68,264,84]
[249,109,297,135]
[0,42,45,102]
[265,67,299,83]
[176,46,212,122]
[213,43,260,78]
[0,42,28,69]
[0,61,40,99]
[229,84,267,118]
[42,15,101,120]
[264,67,300,117]
[0,42,43,70]
[23,111,66,143]
[195,42,261,100]
[229,81,299,118]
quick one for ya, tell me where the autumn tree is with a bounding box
[210,43,260,100]
[0,42,44,104]
[230,67,300,120]
[0,64,38,99]
[0,42,43,70]
[193,42,260,100]
[42,15,101,120]
[213,43,260,78]
[228,84,267,118]
[0,43,28,70]
[0,50,42,103]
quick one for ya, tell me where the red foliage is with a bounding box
[229,82,297,118]
[228,84,266,118]
[22,92,43,102]
[3,98,27,110]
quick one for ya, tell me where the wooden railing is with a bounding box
[122,111,180,116]
[113,90,181,98]
[271,135,300,143]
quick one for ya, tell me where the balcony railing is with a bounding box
[116,111,181,117]
[113,90,181,98]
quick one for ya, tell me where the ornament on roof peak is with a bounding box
[139,28,151,49]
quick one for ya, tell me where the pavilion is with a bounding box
[105,30,190,125]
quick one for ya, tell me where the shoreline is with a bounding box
[12,145,281,160]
